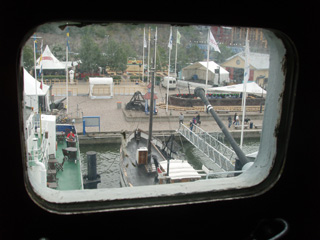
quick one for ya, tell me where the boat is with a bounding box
[119,32,202,187]
[25,108,83,191]
[119,129,202,187]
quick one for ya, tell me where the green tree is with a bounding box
[212,44,234,63]
[79,34,102,73]
[102,39,136,73]
[186,45,204,63]
[22,45,34,72]
[52,44,65,61]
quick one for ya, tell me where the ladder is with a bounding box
[177,123,235,172]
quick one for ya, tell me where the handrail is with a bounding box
[177,123,235,171]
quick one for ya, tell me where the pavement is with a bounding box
[55,82,264,134]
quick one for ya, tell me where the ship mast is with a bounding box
[147,31,157,164]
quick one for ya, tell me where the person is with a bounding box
[189,120,194,131]
[228,116,232,128]
[236,114,240,125]
[196,113,201,125]
[67,130,75,140]
[192,117,197,125]
[179,112,184,125]
[233,113,237,125]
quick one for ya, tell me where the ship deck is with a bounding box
[121,137,167,187]
[54,139,83,190]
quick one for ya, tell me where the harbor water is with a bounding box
[80,137,260,189]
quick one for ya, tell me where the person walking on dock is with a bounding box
[196,113,201,125]
[228,116,232,128]
[179,112,184,125]
[234,113,240,125]
[189,120,194,131]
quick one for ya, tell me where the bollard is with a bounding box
[117,101,122,109]
[83,151,101,189]
[87,151,97,180]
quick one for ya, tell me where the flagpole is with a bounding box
[40,39,43,85]
[33,37,38,113]
[147,27,151,83]
[154,27,157,69]
[142,27,145,82]
[166,48,171,112]
[66,26,69,115]
[205,28,221,111]
[205,28,210,101]
[240,28,250,149]
[166,26,172,112]
[33,35,42,113]
[174,29,178,77]
[66,44,69,114]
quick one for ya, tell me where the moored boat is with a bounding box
[119,30,202,187]
[119,129,202,187]
[25,109,83,191]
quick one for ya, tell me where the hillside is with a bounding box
[25,23,204,58]
[22,22,235,74]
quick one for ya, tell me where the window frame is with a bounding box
[20,23,298,214]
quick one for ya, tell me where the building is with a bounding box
[211,26,268,52]
[221,52,269,87]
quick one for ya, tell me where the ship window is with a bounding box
[20,22,297,213]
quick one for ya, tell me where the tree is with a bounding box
[186,45,204,63]
[102,39,136,73]
[212,44,234,63]
[22,45,34,72]
[52,44,65,61]
[79,34,102,73]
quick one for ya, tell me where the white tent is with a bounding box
[36,45,66,70]
[208,82,267,97]
[89,77,113,99]
[182,61,229,85]
[24,69,51,112]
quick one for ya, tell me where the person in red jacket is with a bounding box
[67,131,75,140]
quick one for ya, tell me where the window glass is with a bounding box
[21,22,294,212]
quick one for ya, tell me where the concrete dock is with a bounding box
[54,83,263,142]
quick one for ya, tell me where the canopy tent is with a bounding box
[207,82,267,97]
[36,45,66,71]
[181,61,229,85]
[24,68,51,112]
[89,77,113,99]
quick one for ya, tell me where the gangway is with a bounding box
[177,123,235,172]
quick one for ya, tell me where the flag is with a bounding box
[66,26,70,51]
[40,78,43,90]
[177,30,181,44]
[168,27,173,49]
[208,30,220,53]
[243,36,250,84]
[143,28,147,48]
[33,34,38,55]
[38,65,42,78]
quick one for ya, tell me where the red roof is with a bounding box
[143,92,158,100]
